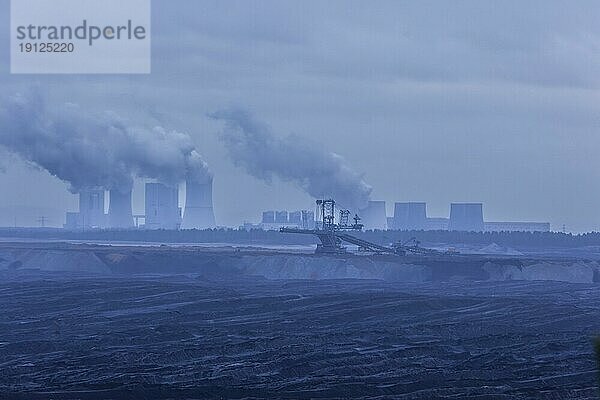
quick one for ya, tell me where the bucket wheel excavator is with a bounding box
[280,199,439,256]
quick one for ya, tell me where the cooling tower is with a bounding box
[145,183,181,230]
[181,178,216,229]
[449,203,484,232]
[262,211,275,223]
[108,189,134,229]
[289,211,302,225]
[359,200,387,230]
[301,210,315,229]
[393,202,427,230]
[79,187,105,228]
[275,211,289,223]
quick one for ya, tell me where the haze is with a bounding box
[0,0,599,232]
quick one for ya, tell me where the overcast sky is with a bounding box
[1,0,600,232]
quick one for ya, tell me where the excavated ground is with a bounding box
[0,277,599,399]
[0,243,599,399]
[0,242,599,283]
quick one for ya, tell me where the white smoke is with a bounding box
[185,149,213,183]
[0,90,211,192]
[210,108,372,209]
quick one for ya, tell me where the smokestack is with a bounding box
[181,177,216,229]
[108,189,134,229]
[79,187,105,229]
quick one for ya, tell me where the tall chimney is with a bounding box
[108,189,134,229]
[181,177,216,229]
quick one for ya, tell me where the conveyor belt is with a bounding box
[335,233,395,254]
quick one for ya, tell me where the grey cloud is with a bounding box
[149,0,600,89]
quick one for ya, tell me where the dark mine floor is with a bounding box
[0,275,599,399]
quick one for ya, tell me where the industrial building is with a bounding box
[425,217,450,231]
[145,183,181,230]
[60,175,553,233]
[65,188,134,230]
[261,199,549,233]
[386,201,550,232]
[64,177,218,231]
[484,221,551,233]
[260,209,315,230]
[79,187,105,228]
[64,187,106,229]
[64,212,80,230]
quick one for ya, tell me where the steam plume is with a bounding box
[0,90,210,192]
[210,109,372,209]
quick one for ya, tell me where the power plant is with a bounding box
[64,178,217,230]
[275,211,289,224]
[279,196,552,256]
[262,211,275,224]
[0,91,553,234]
[76,187,105,229]
[62,178,551,234]
[391,202,427,230]
[387,202,550,232]
[257,209,315,230]
[108,189,134,229]
[254,199,551,234]
[449,203,485,232]
[181,177,216,229]
[145,183,181,230]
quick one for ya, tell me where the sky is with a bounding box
[0,0,600,232]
